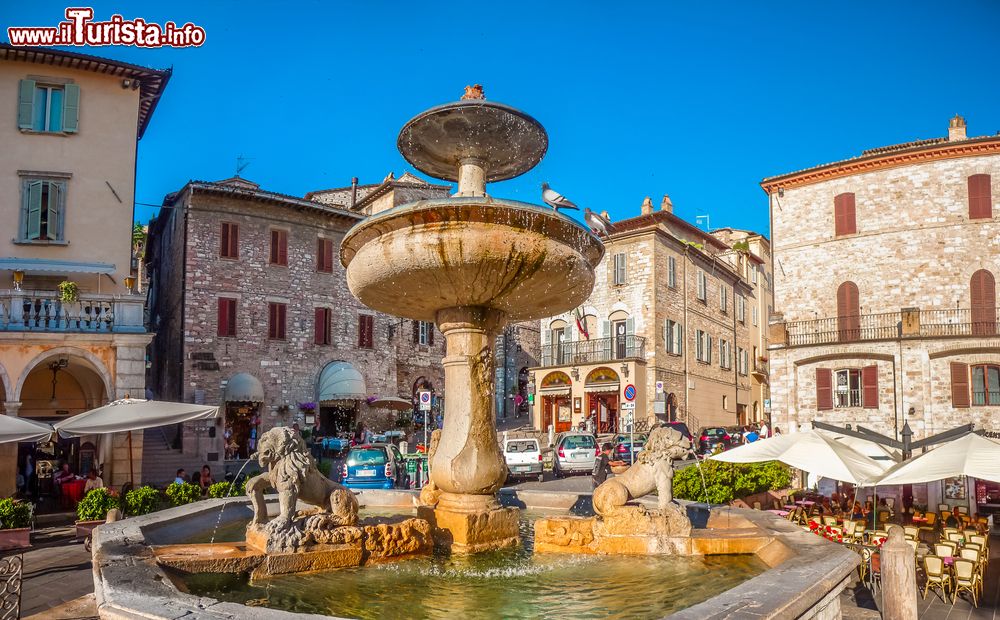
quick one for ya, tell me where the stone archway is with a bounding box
[14,346,114,405]
[0,363,10,413]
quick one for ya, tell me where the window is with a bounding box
[837,281,860,342]
[695,330,712,363]
[736,294,746,323]
[697,270,707,302]
[719,339,732,369]
[722,395,729,410]
[971,364,1000,406]
[834,192,857,236]
[664,320,683,355]
[613,253,627,285]
[220,222,239,259]
[828,366,878,408]
[18,80,79,133]
[968,174,992,220]
[268,303,287,340]
[217,298,237,337]
[751,266,758,284]
[742,349,750,375]
[971,270,997,336]
[270,229,288,266]
[20,178,65,242]
[720,285,728,313]
[358,314,374,349]
[667,256,677,288]
[413,320,434,346]
[317,237,334,272]
[314,307,332,345]
[752,304,759,326]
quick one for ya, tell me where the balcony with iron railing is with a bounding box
[0,289,146,334]
[540,335,646,367]
[774,306,1000,348]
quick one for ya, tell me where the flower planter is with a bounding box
[0,527,30,551]
[76,519,105,540]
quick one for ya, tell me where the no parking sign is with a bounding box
[418,390,432,411]
[623,384,636,401]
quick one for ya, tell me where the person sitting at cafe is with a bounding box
[53,463,75,486]
[851,502,865,520]
[198,465,215,494]
[84,469,104,493]
[174,469,187,485]
[944,506,963,528]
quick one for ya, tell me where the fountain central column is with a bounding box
[419,306,520,551]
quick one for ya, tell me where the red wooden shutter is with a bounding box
[217,298,229,337]
[270,231,279,264]
[220,223,230,257]
[278,231,288,265]
[359,315,373,348]
[971,270,996,336]
[314,308,326,344]
[951,362,970,408]
[837,281,860,342]
[834,193,857,236]
[816,368,833,410]
[268,303,276,339]
[278,304,286,339]
[317,238,333,272]
[969,174,992,219]
[861,365,878,408]
[230,224,239,258]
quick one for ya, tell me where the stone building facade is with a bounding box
[145,175,448,482]
[529,196,769,434]
[0,45,168,492]
[764,115,1000,442]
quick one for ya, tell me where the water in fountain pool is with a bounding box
[179,511,766,619]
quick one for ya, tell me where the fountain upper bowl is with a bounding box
[340,197,604,322]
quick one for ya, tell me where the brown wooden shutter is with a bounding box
[834,193,857,236]
[315,308,326,344]
[971,269,996,336]
[217,298,229,337]
[277,304,286,339]
[268,303,277,339]
[816,368,833,410]
[278,231,288,265]
[230,224,239,258]
[837,281,860,342]
[428,324,434,346]
[359,315,373,348]
[412,320,420,344]
[969,174,992,219]
[862,365,878,408]
[317,238,333,272]
[220,223,230,257]
[951,362,970,408]
[270,230,279,264]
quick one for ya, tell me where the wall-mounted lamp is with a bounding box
[907,407,916,417]
[570,367,580,381]
[12,270,23,291]
[124,275,136,295]
[620,362,629,378]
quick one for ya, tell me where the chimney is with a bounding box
[641,196,653,215]
[948,114,967,141]
[600,210,610,220]
[660,194,673,213]
[350,177,359,208]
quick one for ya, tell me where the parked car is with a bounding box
[613,433,647,462]
[553,433,599,477]
[698,427,733,454]
[341,443,408,489]
[503,438,544,482]
[321,435,350,454]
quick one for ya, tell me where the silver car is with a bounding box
[553,433,598,477]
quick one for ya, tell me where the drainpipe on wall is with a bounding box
[683,246,690,427]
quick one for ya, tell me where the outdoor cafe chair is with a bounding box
[969,534,988,551]
[963,528,977,539]
[946,531,964,544]
[843,520,861,542]
[942,527,959,540]
[903,526,919,539]
[938,503,950,512]
[753,501,762,510]
[823,516,838,527]
[958,548,984,583]
[956,505,968,515]
[952,558,980,607]
[934,543,955,559]
[867,550,882,594]
[877,510,891,526]
[922,555,951,601]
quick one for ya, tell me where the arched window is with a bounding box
[971,269,997,336]
[837,281,860,342]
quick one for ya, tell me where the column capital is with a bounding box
[3,402,23,416]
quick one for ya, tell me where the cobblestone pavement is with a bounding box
[19,525,95,619]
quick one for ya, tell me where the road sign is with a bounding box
[623,384,636,401]
[623,411,634,424]
[764,398,771,412]
[418,390,432,411]
[527,382,535,395]
[655,381,664,394]
[621,402,636,411]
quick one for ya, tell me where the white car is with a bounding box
[503,438,544,482]
[553,433,599,477]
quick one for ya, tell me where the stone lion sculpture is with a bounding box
[418,429,442,506]
[246,427,359,547]
[593,426,691,516]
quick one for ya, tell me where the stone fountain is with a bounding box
[341,86,604,552]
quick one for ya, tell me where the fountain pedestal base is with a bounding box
[534,503,693,555]
[417,504,519,553]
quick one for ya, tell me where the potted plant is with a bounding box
[124,486,161,516]
[165,482,202,506]
[76,488,120,539]
[0,499,33,550]
[58,280,80,304]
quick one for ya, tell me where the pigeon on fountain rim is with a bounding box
[584,207,612,238]
[541,183,579,212]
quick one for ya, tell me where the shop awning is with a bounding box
[318,362,366,402]
[584,383,619,394]
[538,386,571,396]
[223,373,264,403]
[53,399,218,438]
[0,257,116,274]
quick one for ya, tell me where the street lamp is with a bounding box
[12,270,24,291]
[620,362,629,378]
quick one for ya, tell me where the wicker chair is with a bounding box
[822,516,838,527]
[934,543,955,559]
[922,555,951,601]
[952,558,980,606]
[903,526,919,539]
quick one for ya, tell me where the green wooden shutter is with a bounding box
[48,181,63,240]
[62,84,80,133]
[25,180,43,240]
[677,324,683,356]
[17,80,35,130]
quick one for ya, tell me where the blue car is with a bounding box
[341,444,407,490]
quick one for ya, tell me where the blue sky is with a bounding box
[5,1,1000,234]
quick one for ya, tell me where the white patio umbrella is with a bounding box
[711,430,890,485]
[875,432,1000,485]
[367,396,414,412]
[53,399,219,483]
[822,431,901,463]
[0,415,54,444]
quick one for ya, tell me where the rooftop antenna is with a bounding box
[695,214,711,231]
[235,155,252,177]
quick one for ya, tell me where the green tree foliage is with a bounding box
[124,486,161,516]
[77,488,121,521]
[165,482,202,506]
[673,460,791,504]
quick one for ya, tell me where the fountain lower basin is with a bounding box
[92,491,859,619]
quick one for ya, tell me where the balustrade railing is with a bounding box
[0,290,145,334]
[540,335,646,367]
[780,306,999,347]
[919,307,999,338]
